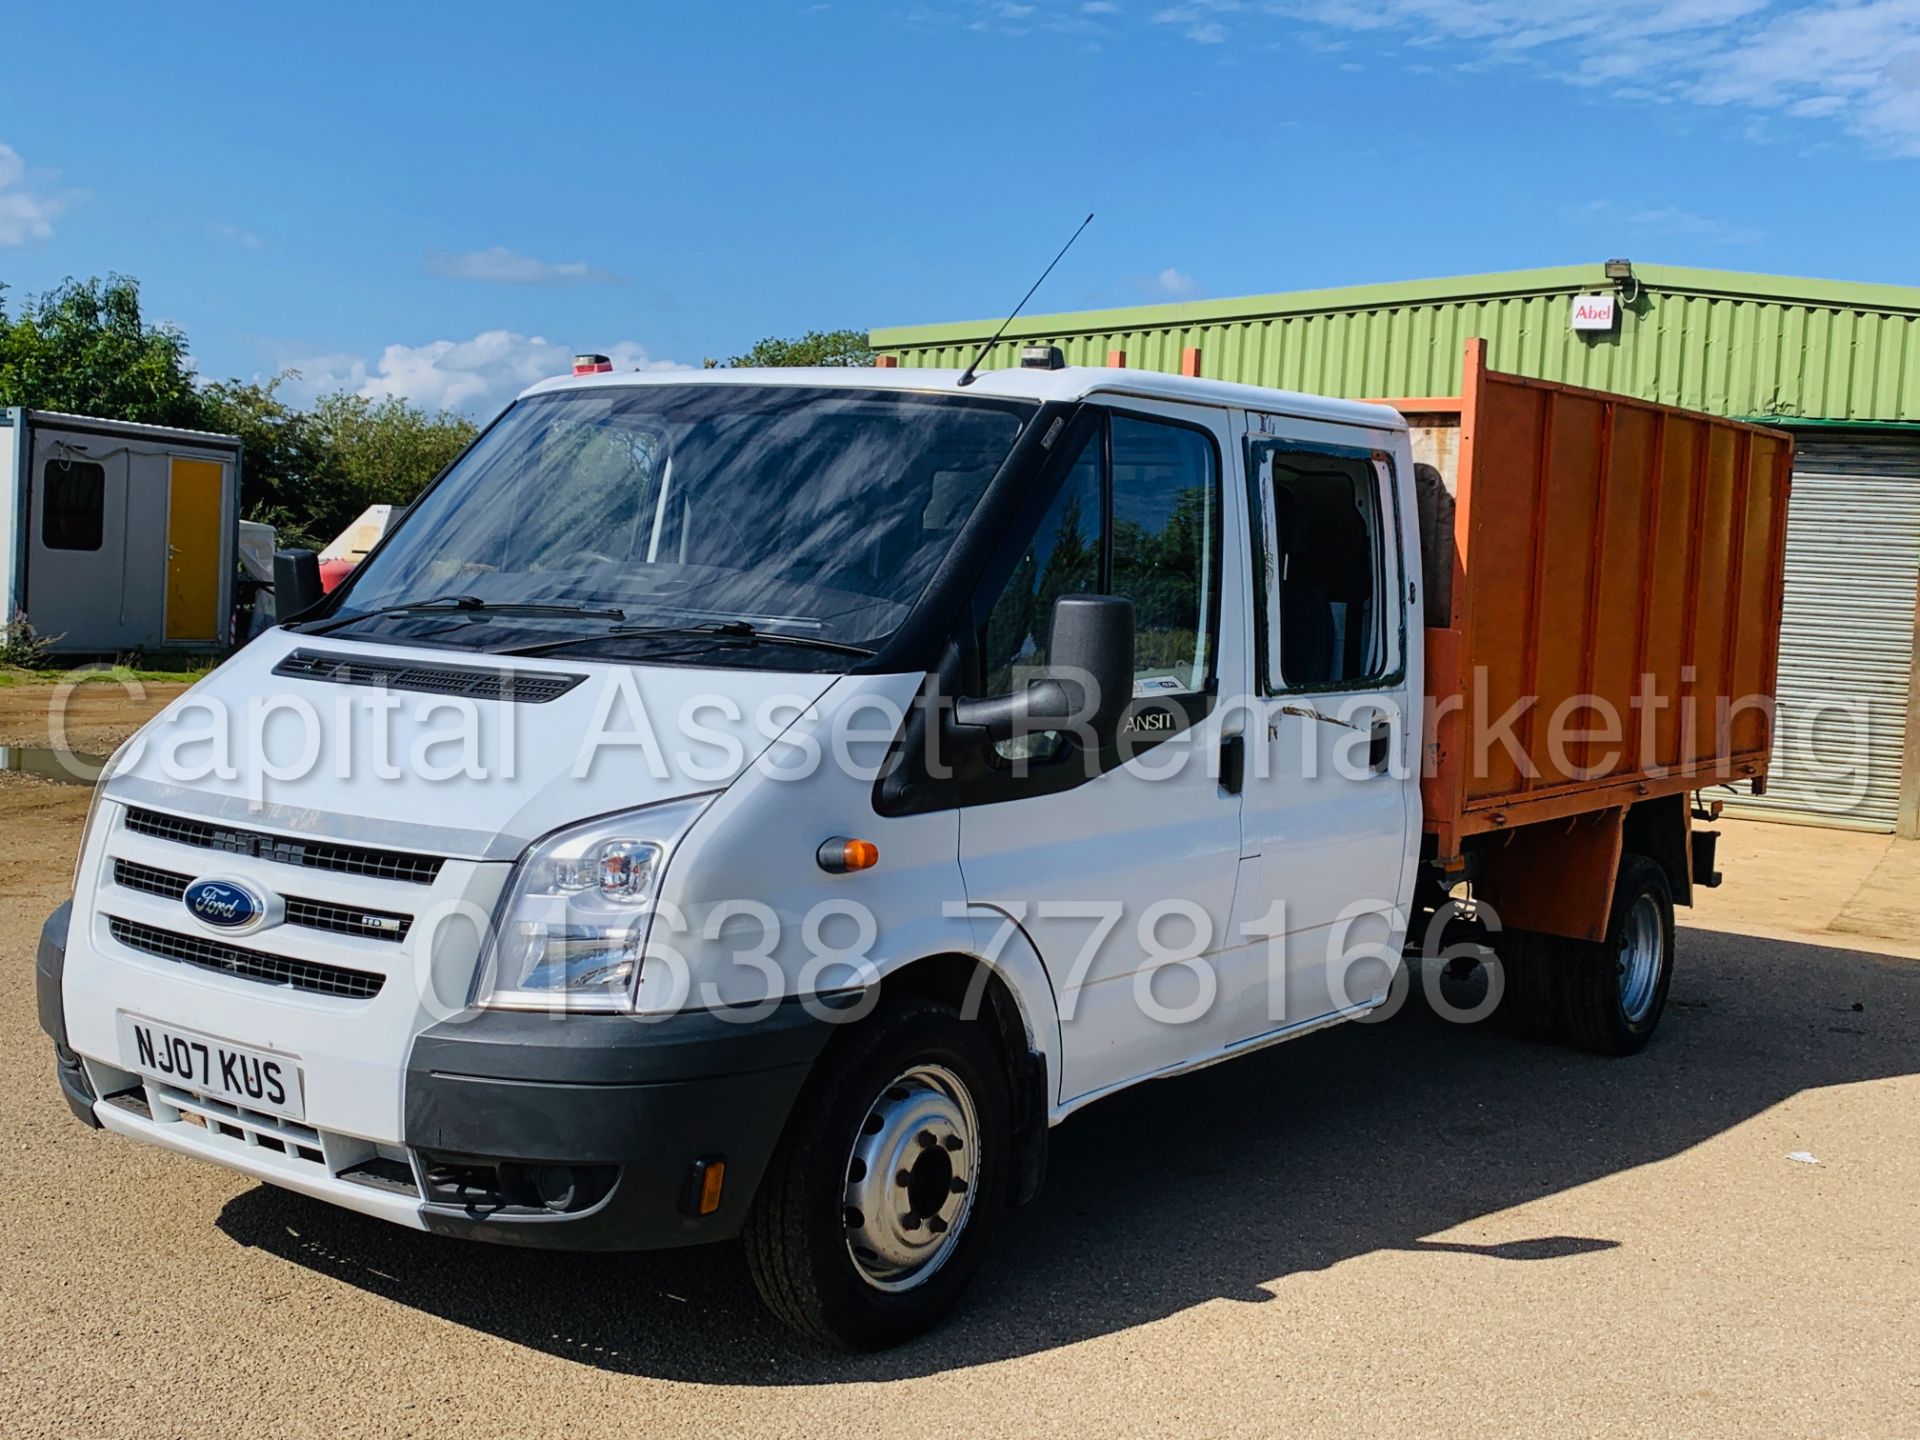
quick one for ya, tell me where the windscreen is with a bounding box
[330,384,1032,661]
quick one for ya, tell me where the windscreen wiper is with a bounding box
[495,620,876,660]
[298,595,627,636]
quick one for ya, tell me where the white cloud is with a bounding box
[426,246,629,286]
[209,222,263,250]
[1626,204,1765,243]
[0,142,67,246]
[929,0,1120,37]
[279,330,692,417]
[1149,0,1240,41]
[1130,266,1202,298]
[1268,0,1920,155]
[976,1,1920,154]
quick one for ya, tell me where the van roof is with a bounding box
[517,364,1406,432]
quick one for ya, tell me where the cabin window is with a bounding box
[42,459,106,551]
[1252,445,1391,691]
[981,410,1220,700]
[982,428,1101,697]
[1109,414,1216,696]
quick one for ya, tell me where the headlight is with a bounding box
[474,796,712,1012]
[71,740,134,891]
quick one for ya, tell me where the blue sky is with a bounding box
[4,2,1918,417]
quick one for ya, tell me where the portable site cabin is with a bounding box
[0,409,241,654]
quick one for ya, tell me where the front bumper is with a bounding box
[403,1004,830,1249]
[42,901,836,1250]
[37,902,101,1129]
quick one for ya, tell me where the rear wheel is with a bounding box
[1559,854,1676,1056]
[1488,928,1563,1042]
[743,997,1009,1349]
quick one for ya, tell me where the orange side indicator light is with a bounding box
[697,1159,727,1216]
[817,837,880,874]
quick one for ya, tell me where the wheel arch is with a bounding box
[867,936,1061,1208]
[1622,792,1694,907]
[1471,794,1695,943]
[866,908,1062,1110]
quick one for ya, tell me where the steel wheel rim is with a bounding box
[1618,893,1663,1023]
[843,1063,980,1293]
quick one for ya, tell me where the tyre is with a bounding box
[1559,854,1676,1056]
[1488,928,1564,1042]
[743,997,1010,1349]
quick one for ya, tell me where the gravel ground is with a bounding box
[2,771,1916,1437]
[0,680,190,757]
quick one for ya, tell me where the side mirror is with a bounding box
[273,548,325,622]
[953,593,1135,747]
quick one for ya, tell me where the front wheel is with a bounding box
[1560,854,1676,1056]
[743,998,1010,1349]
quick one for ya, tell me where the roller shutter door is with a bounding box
[1723,434,1920,831]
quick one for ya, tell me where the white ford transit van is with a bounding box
[40,353,1733,1348]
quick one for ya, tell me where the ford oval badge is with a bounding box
[184,877,265,930]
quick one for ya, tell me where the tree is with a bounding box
[2,272,476,548]
[0,275,207,428]
[198,373,477,549]
[303,391,477,535]
[723,328,873,368]
[198,372,326,544]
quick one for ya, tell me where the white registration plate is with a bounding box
[117,1014,306,1122]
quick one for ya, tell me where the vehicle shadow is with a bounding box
[216,925,1919,1382]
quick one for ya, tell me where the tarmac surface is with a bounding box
[1,691,1915,1438]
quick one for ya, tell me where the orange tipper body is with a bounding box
[1391,340,1794,862]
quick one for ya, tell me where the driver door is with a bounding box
[957,400,1249,1105]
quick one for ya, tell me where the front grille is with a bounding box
[274,648,585,704]
[111,859,413,943]
[113,858,188,900]
[284,895,411,942]
[124,807,443,885]
[107,916,385,1000]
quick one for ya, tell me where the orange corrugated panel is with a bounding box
[1397,341,1791,853]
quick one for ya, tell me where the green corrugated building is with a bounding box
[873,263,1920,835]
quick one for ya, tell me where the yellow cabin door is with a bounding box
[165,458,225,642]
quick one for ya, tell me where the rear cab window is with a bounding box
[1246,433,1403,695]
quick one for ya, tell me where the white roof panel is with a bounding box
[516,365,1405,432]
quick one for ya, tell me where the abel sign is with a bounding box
[1571,293,1618,332]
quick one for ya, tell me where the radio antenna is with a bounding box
[956,212,1094,387]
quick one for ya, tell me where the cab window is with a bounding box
[1111,414,1216,696]
[982,430,1101,695]
[1251,443,1392,691]
[982,408,1220,698]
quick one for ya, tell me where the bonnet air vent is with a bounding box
[272,649,586,704]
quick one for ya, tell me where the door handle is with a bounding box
[1368,718,1391,774]
[1219,733,1246,795]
